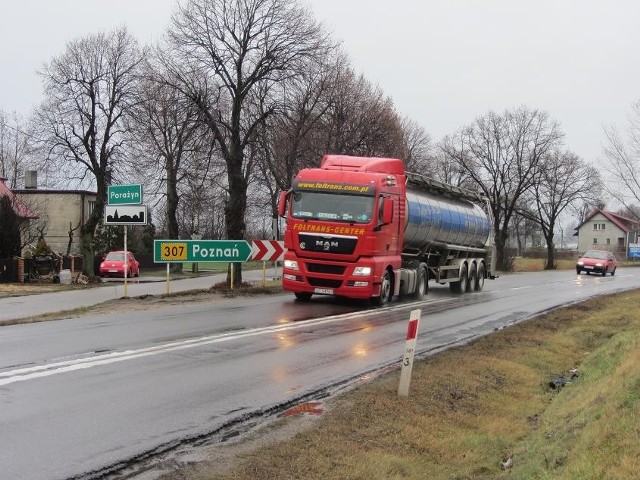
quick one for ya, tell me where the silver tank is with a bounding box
[403,188,491,251]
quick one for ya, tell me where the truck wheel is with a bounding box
[450,264,468,294]
[474,264,486,291]
[413,264,428,300]
[294,292,312,301]
[467,265,477,293]
[373,270,392,306]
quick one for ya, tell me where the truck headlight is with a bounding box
[284,259,299,270]
[353,266,371,276]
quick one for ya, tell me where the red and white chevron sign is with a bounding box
[251,240,285,261]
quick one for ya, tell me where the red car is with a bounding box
[576,250,617,276]
[99,251,140,278]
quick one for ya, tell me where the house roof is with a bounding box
[0,177,38,219]
[574,209,639,233]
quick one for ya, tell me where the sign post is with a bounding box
[105,184,146,297]
[398,309,421,397]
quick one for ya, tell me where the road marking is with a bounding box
[0,299,444,387]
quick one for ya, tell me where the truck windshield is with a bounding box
[291,191,374,224]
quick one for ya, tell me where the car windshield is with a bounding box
[106,252,125,261]
[291,191,375,224]
[583,250,608,260]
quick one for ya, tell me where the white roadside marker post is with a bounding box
[398,309,421,397]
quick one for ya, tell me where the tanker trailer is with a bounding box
[399,172,495,299]
[279,155,496,305]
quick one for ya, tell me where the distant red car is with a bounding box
[576,250,617,276]
[99,251,140,278]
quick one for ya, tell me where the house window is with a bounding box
[606,238,610,245]
[618,237,625,247]
[593,223,606,230]
[88,200,96,218]
[593,238,598,244]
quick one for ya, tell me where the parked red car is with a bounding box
[576,250,617,276]
[99,251,140,278]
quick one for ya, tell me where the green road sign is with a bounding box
[154,239,252,263]
[108,184,142,205]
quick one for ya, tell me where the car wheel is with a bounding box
[611,268,616,276]
[576,268,581,274]
[601,268,607,277]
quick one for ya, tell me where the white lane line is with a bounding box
[0,298,449,386]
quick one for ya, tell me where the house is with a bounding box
[0,176,38,251]
[13,171,97,255]
[574,209,639,255]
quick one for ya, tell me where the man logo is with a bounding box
[316,240,338,251]
[300,242,306,249]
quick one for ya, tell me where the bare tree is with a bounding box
[602,100,640,220]
[397,116,434,173]
[252,48,343,226]
[0,110,31,188]
[33,27,144,276]
[163,0,330,283]
[440,106,563,270]
[530,151,602,269]
[126,58,211,269]
[319,67,402,158]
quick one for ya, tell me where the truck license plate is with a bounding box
[314,287,334,295]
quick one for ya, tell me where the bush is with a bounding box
[33,236,53,257]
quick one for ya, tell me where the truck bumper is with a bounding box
[282,276,375,299]
[282,255,378,299]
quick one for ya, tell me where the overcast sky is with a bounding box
[1,0,639,164]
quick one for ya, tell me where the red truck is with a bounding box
[278,155,495,305]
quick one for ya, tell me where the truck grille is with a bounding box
[306,263,346,275]
[308,278,343,288]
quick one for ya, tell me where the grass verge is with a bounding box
[164,289,640,480]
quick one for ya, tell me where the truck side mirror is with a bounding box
[278,191,288,217]
[382,197,393,224]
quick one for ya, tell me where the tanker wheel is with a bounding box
[474,264,486,291]
[450,264,468,294]
[373,270,392,306]
[294,292,312,302]
[467,264,477,293]
[412,264,428,300]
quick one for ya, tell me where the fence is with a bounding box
[0,257,18,283]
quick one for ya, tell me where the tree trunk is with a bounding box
[494,229,509,271]
[545,233,556,270]
[80,229,95,277]
[166,165,183,273]
[225,150,248,285]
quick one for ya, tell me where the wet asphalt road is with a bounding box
[0,268,638,480]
